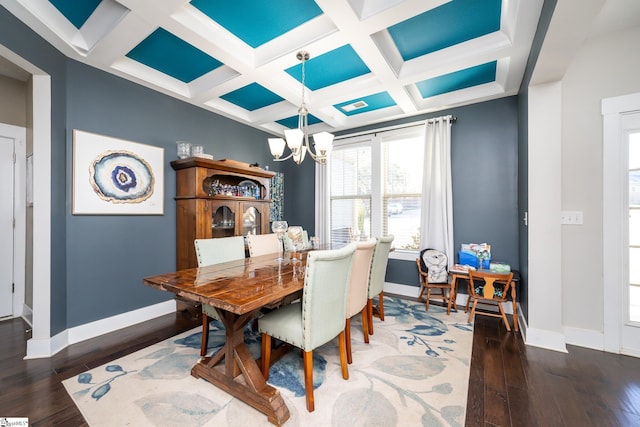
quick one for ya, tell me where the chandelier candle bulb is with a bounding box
[268,138,286,159]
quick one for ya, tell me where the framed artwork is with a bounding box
[72,130,164,215]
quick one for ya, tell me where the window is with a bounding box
[326,126,425,255]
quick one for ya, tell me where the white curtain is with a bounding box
[314,162,330,243]
[420,116,454,266]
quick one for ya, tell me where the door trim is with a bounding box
[602,91,640,356]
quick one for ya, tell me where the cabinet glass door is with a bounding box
[242,206,261,236]
[212,205,235,238]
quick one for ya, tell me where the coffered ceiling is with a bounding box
[3,0,543,135]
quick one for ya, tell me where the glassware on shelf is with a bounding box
[192,145,204,156]
[271,220,288,261]
[176,141,191,159]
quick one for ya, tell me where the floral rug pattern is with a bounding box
[63,298,473,426]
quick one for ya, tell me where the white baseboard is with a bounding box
[563,326,604,351]
[22,303,33,327]
[524,327,568,353]
[25,300,176,359]
[384,282,420,298]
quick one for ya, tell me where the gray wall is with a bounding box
[64,61,278,327]
[285,97,520,290]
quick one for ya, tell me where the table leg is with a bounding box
[511,283,519,332]
[191,309,290,426]
[447,278,455,315]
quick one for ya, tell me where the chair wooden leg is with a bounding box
[378,292,385,321]
[360,307,369,344]
[338,331,349,380]
[367,299,374,335]
[345,318,353,364]
[200,314,209,357]
[465,281,472,313]
[261,333,271,380]
[303,350,315,412]
[512,299,519,331]
[498,303,511,332]
[418,284,426,300]
[425,288,431,311]
[467,299,478,323]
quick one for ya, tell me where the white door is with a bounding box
[622,112,640,354]
[0,135,14,318]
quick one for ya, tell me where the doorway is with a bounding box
[603,92,640,357]
[0,125,26,320]
[0,44,52,358]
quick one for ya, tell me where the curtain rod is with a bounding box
[334,115,456,141]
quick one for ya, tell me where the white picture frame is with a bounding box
[72,130,164,215]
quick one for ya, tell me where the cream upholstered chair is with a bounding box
[282,226,311,251]
[366,235,394,335]
[259,243,356,412]
[194,236,245,356]
[246,233,281,257]
[344,240,376,364]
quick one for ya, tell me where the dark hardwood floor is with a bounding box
[1,302,639,426]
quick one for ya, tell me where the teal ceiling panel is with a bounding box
[126,28,223,83]
[334,92,396,116]
[388,0,501,61]
[416,61,497,99]
[191,0,323,48]
[221,83,284,111]
[49,0,101,29]
[277,113,322,129]
[285,45,370,91]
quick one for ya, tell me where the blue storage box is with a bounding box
[459,250,491,269]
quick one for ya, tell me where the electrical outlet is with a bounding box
[560,211,584,225]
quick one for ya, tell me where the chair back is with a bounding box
[346,241,376,318]
[419,248,448,284]
[302,243,356,350]
[367,235,394,299]
[246,233,281,257]
[282,226,311,251]
[194,236,245,267]
[467,270,514,302]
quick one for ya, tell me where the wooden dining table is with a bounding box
[143,250,309,426]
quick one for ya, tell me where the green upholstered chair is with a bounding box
[344,240,376,364]
[258,243,356,412]
[246,233,281,257]
[194,236,245,356]
[366,235,394,335]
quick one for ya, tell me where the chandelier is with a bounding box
[268,51,334,165]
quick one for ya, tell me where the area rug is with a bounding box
[63,297,473,426]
